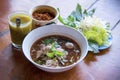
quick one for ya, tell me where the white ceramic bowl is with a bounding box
[30,5,59,29]
[22,24,88,72]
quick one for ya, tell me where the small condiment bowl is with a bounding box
[22,24,88,72]
[30,5,59,29]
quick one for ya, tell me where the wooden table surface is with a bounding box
[0,0,120,80]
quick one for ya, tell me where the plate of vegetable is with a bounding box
[58,4,112,53]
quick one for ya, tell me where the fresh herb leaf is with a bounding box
[35,60,42,64]
[89,42,99,53]
[106,23,110,28]
[76,3,82,14]
[51,42,55,49]
[69,4,82,22]
[44,38,52,45]
[53,57,57,61]
[58,8,77,28]
[87,8,96,17]
[44,38,56,45]
[83,9,96,17]
[67,15,75,22]
[83,9,87,16]
[57,8,68,25]
[46,50,64,58]
[46,52,55,58]
[53,50,64,57]
[74,3,82,21]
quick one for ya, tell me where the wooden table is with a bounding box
[0,0,120,80]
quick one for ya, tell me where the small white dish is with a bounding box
[29,5,59,29]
